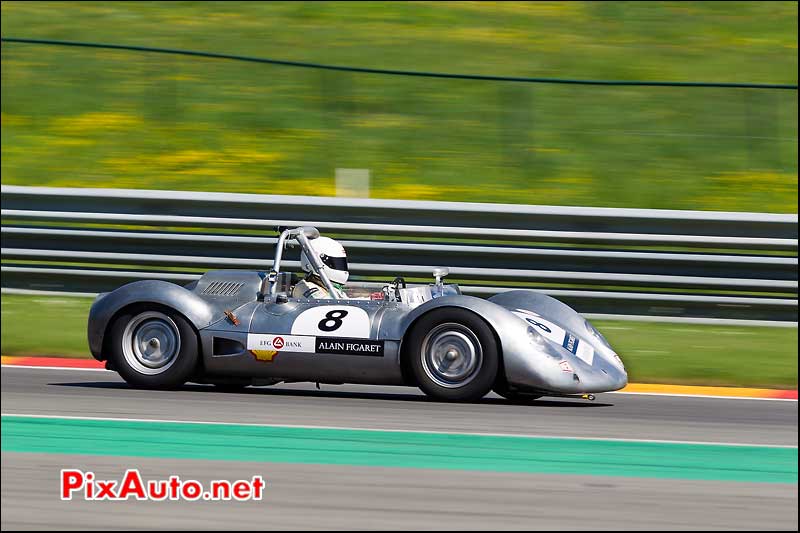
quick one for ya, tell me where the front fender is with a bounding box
[393,294,521,339]
[389,291,627,394]
[489,290,628,393]
[386,295,542,387]
[489,290,590,335]
[87,280,215,360]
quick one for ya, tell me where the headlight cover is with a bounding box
[528,326,562,360]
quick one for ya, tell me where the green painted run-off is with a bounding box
[2,416,796,484]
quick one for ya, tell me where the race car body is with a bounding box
[87,226,627,401]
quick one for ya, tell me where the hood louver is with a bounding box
[201,281,244,296]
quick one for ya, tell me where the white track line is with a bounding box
[2,364,796,402]
[2,413,796,449]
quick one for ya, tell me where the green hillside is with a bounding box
[1,1,797,211]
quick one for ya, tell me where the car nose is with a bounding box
[588,359,627,392]
[608,364,628,389]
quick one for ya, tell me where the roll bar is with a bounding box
[268,226,337,297]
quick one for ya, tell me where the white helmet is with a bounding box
[300,236,349,284]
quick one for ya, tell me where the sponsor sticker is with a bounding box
[247,334,385,359]
[250,350,278,362]
[559,360,574,373]
[562,333,580,354]
[315,338,385,357]
[247,334,316,362]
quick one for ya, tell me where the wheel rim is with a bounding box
[121,311,181,375]
[420,323,482,388]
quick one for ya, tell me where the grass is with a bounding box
[1,1,797,212]
[595,320,797,389]
[1,294,94,358]
[1,293,796,389]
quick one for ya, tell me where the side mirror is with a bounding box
[432,267,450,285]
[302,226,320,240]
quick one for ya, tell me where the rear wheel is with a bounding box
[407,308,498,402]
[108,306,199,389]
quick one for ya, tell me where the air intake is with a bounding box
[201,281,244,296]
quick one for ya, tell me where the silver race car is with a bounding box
[87,226,627,401]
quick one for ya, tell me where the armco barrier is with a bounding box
[1,185,797,323]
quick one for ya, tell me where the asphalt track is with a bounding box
[2,366,798,530]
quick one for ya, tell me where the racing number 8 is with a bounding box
[318,310,348,332]
[525,317,552,333]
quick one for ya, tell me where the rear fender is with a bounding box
[87,280,215,360]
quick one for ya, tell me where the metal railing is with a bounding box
[1,185,797,323]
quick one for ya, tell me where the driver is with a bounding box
[292,236,349,299]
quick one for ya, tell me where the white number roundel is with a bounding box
[512,308,595,365]
[291,306,371,338]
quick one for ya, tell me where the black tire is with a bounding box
[108,305,199,389]
[407,308,499,402]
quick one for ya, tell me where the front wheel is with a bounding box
[407,308,499,402]
[108,306,199,389]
